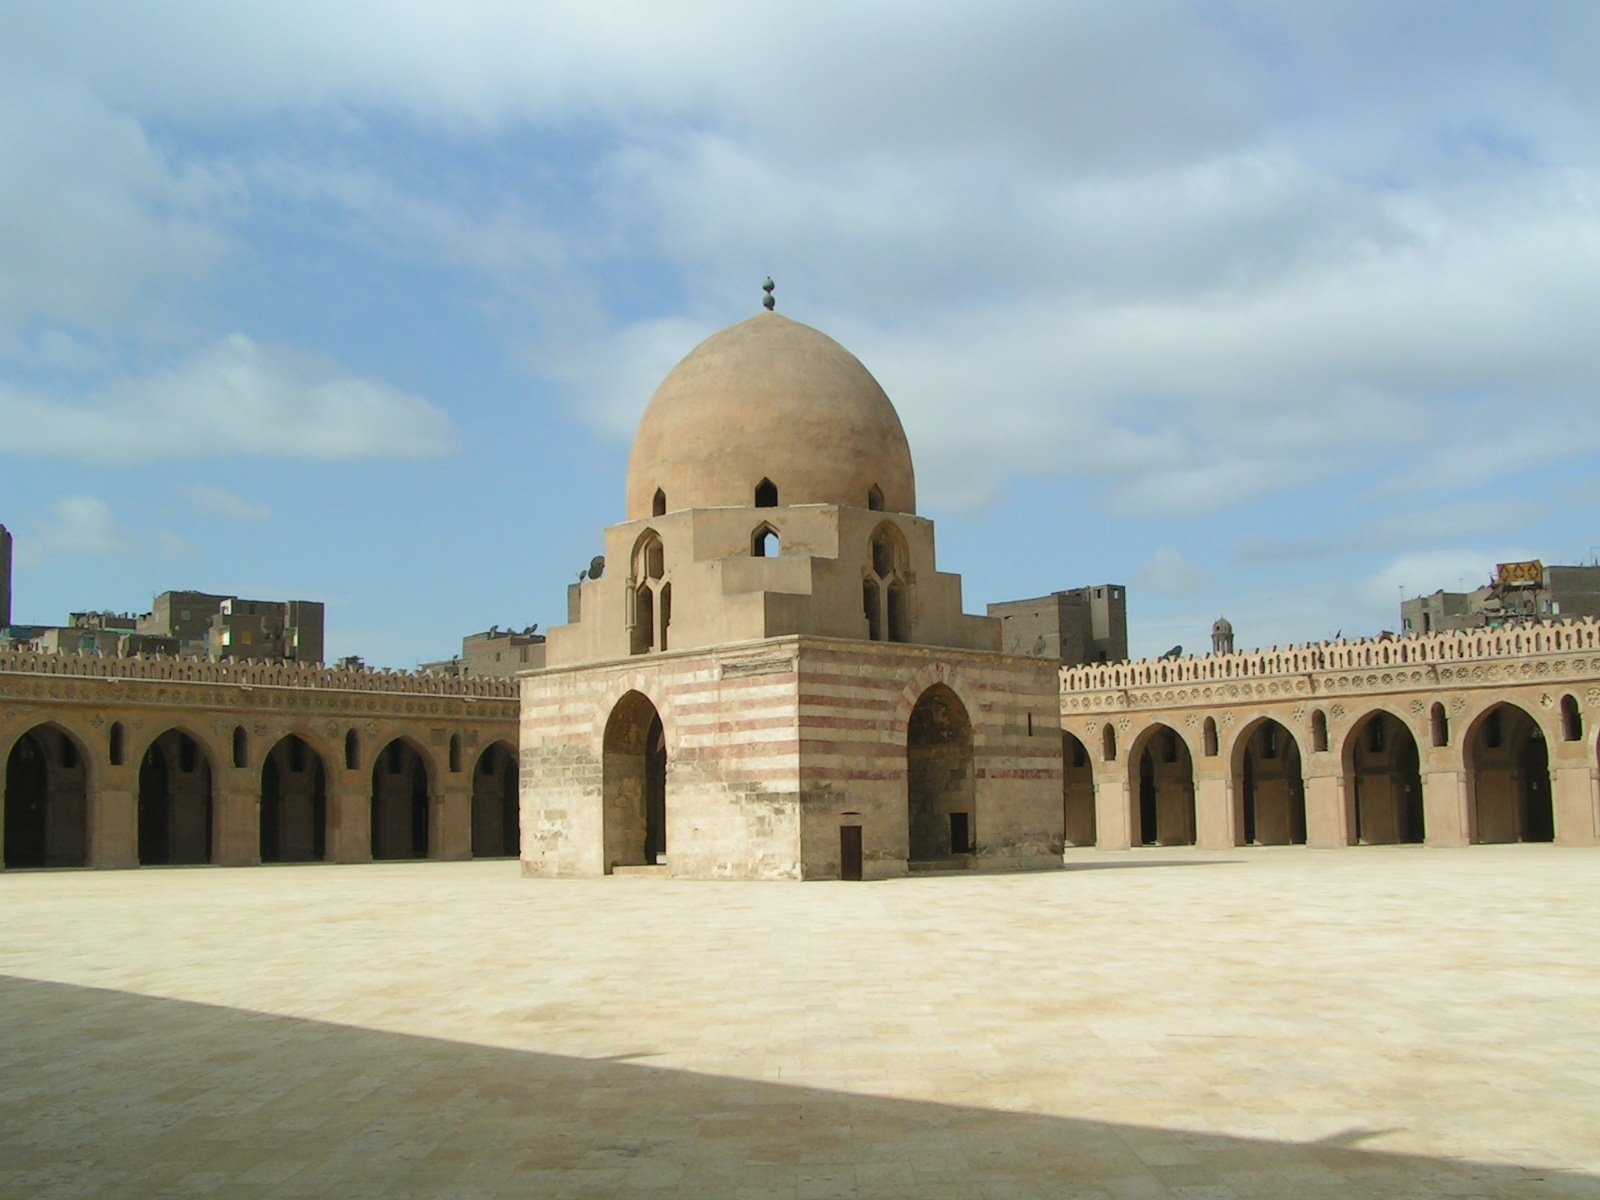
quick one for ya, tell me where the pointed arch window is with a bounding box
[630,529,669,656]
[867,484,884,511]
[864,521,913,643]
[752,523,780,557]
[754,478,778,507]
[652,488,667,516]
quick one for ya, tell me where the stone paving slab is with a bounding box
[1,846,1597,1197]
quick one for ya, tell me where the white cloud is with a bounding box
[182,485,270,523]
[0,79,236,344]
[1134,547,1212,598]
[30,496,195,562]
[0,334,457,463]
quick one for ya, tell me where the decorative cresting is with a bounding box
[0,650,517,697]
[625,312,917,520]
[1061,618,1600,710]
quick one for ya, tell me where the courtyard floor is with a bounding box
[1,845,1597,1198]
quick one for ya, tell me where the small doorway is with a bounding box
[949,811,971,854]
[840,825,863,881]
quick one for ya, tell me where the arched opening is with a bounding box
[260,735,327,863]
[1430,703,1450,748]
[659,582,672,651]
[471,741,520,858]
[344,729,360,771]
[1342,712,1423,845]
[1202,717,1218,757]
[652,488,666,516]
[630,531,664,656]
[1466,703,1552,843]
[109,722,125,766]
[602,691,666,871]
[907,684,975,863]
[1560,694,1582,742]
[863,578,881,641]
[1102,724,1117,762]
[754,478,778,507]
[867,484,884,511]
[1233,719,1305,845]
[866,522,912,643]
[1311,709,1328,753]
[448,734,462,773]
[4,724,89,868]
[1128,724,1195,846]
[370,739,430,860]
[1062,731,1096,846]
[232,726,248,769]
[138,730,214,865]
[752,523,780,557]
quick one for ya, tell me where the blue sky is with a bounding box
[3,2,1598,666]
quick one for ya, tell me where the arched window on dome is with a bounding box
[652,488,666,517]
[867,484,884,511]
[754,478,778,508]
[864,522,912,643]
[752,523,780,557]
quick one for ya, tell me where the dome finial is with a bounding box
[762,277,775,311]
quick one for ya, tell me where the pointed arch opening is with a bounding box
[4,724,89,868]
[471,741,520,858]
[139,729,214,865]
[1465,702,1552,843]
[1128,724,1195,846]
[1430,702,1450,748]
[867,484,884,511]
[1311,709,1328,753]
[1202,717,1218,757]
[1559,694,1582,742]
[232,725,248,769]
[866,521,912,643]
[1102,723,1117,762]
[754,477,778,507]
[603,691,666,871]
[907,684,975,863]
[1232,718,1305,845]
[109,722,125,767]
[1062,731,1096,847]
[344,728,361,771]
[370,738,431,860]
[1342,711,1423,845]
[752,523,780,558]
[651,488,667,517]
[261,734,327,863]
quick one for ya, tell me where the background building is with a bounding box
[137,592,325,663]
[0,524,11,630]
[1402,561,1600,635]
[422,626,548,678]
[987,585,1129,665]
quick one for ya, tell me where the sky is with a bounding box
[2,2,1598,667]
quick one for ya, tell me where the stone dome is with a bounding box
[625,312,916,520]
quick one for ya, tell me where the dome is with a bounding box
[625,312,916,520]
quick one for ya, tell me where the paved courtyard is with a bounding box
[1,846,1597,1198]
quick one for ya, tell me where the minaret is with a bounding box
[0,523,12,628]
[1211,616,1234,655]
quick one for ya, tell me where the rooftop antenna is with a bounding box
[762,277,775,311]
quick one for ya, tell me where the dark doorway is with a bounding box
[1344,712,1423,845]
[1062,732,1096,847]
[138,730,213,865]
[644,714,667,864]
[949,811,971,854]
[4,725,89,868]
[602,690,667,871]
[371,740,430,860]
[471,742,520,858]
[261,735,327,863]
[1465,703,1551,843]
[906,684,975,863]
[840,825,863,881]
